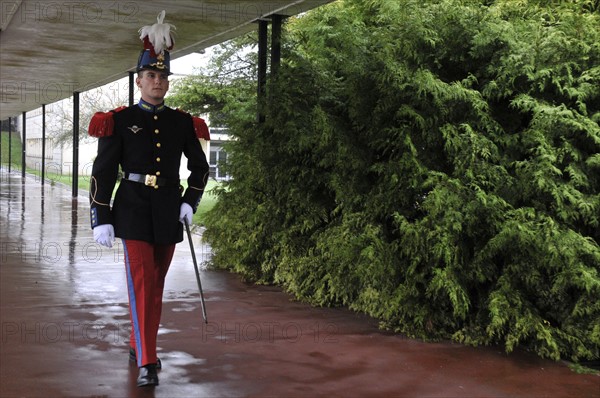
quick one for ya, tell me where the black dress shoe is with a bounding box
[129,348,162,369]
[137,364,159,387]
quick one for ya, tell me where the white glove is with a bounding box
[93,224,115,248]
[179,202,193,225]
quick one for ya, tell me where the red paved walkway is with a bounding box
[1,170,598,397]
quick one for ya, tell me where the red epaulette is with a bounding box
[176,108,211,140]
[88,106,127,137]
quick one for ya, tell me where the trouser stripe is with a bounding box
[123,240,143,367]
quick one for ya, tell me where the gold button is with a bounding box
[156,143,161,148]
[156,171,161,176]
[154,185,159,190]
[156,157,161,162]
[154,129,159,134]
[154,115,158,120]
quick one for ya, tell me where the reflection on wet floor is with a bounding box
[1,169,599,397]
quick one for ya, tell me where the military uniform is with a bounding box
[88,10,210,388]
[89,100,209,243]
[89,99,209,377]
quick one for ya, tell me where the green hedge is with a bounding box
[204,0,600,362]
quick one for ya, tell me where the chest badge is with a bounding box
[128,125,143,134]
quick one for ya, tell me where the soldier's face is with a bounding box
[136,70,170,105]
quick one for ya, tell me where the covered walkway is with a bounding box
[0,169,598,397]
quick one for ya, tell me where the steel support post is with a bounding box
[257,19,268,123]
[41,104,46,185]
[72,91,80,197]
[21,112,26,178]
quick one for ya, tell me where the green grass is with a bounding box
[1,130,22,168]
[200,180,220,220]
[1,130,220,226]
[190,179,220,224]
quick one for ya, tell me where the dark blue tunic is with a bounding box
[89,100,209,244]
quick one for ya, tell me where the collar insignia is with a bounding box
[128,125,143,134]
[138,99,166,113]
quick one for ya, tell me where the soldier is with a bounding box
[89,11,210,387]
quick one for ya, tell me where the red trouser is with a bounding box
[122,239,175,367]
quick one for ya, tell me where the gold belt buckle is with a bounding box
[144,174,157,187]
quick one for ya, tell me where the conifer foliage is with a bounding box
[203,0,600,362]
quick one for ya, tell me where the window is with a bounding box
[209,141,229,181]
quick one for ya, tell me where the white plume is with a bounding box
[138,10,175,55]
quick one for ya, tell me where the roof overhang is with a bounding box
[0,0,333,120]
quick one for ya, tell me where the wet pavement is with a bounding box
[0,169,598,398]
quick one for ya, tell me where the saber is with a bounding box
[184,218,208,323]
